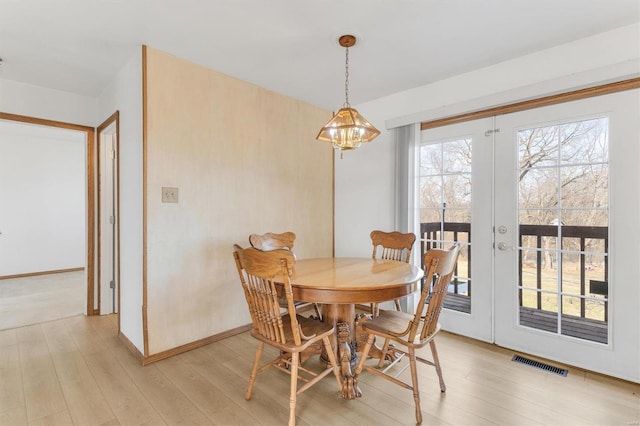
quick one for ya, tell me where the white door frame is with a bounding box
[97,112,120,316]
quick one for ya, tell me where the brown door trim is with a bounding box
[421,77,640,130]
[97,111,120,324]
[0,111,96,315]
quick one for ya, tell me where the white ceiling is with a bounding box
[1,0,638,110]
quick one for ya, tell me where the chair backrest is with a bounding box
[370,230,416,263]
[233,246,302,345]
[410,243,461,342]
[249,231,296,252]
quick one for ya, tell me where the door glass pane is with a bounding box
[419,138,471,313]
[517,117,609,344]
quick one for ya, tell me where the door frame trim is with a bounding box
[97,111,120,322]
[0,111,96,315]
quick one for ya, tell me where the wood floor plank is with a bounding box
[0,342,26,421]
[65,315,113,357]
[182,343,297,425]
[50,350,117,426]
[110,342,211,426]
[17,325,67,423]
[40,320,78,355]
[0,406,27,426]
[27,410,73,426]
[83,351,166,426]
[0,328,17,348]
[155,355,262,426]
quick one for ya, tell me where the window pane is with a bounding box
[520,288,539,309]
[562,295,581,317]
[420,176,442,208]
[420,143,441,176]
[519,209,559,227]
[561,209,608,227]
[442,174,471,208]
[519,167,558,209]
[584,298,607,322]
[518,127,559,168]
[559,118,608,165]
[442,139,471,174]
[419,208,441,224]
[520,235,538,250]
[561,164,608,208]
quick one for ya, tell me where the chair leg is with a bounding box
[288,352,299,426]
[370,303,378,317]
[322,336,343,390]
[313,303,323,321]
[354,333,375,376]
[393,298,402,311]
[429,339,446,392]
[377,338,391,368]
[246,342,264,400]
[408,346,422,425]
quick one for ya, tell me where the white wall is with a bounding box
[335,23,640,256]
[97,50,144,352]
[0,120,85,275]
[0,79,97,126]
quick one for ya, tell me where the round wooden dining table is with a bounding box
[285,257,424,399]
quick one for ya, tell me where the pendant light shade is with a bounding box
[316,35,379,154]
[316,106,380,151]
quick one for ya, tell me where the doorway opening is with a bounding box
[0,112,96,323]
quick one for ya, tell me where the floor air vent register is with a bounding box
[511,354,569,377]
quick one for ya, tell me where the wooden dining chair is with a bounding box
[354,243,461,425]
[249,231,296,252]
[249,231,322,320]
[233,246,342,426]
[370,230,416,316]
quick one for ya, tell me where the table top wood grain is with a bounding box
[287,257,424,304]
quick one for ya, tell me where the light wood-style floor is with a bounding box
[1,313,638,426]
[0,271,85,330]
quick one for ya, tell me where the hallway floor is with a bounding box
[0,271,85,330]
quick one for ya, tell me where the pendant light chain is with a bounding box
[344,46,350,108]
[315,34,380,152]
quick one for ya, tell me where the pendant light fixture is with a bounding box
[316,35,380,156]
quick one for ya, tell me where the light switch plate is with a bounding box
[162,187,178,203]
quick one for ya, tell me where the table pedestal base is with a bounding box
[321,304,362,399]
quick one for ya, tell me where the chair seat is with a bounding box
[251,314,334,352]
[363,310,442,346]
[363,309,413,334]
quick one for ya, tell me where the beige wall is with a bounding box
[144,47,333,355]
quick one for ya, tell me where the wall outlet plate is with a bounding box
[162,187,178,203]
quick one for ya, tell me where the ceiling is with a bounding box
[1,0,638,111]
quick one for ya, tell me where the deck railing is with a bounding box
[518,224,609,321]
[419,222,609,321]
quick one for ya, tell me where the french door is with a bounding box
[420,89,640,381]
[420,118,493,342]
